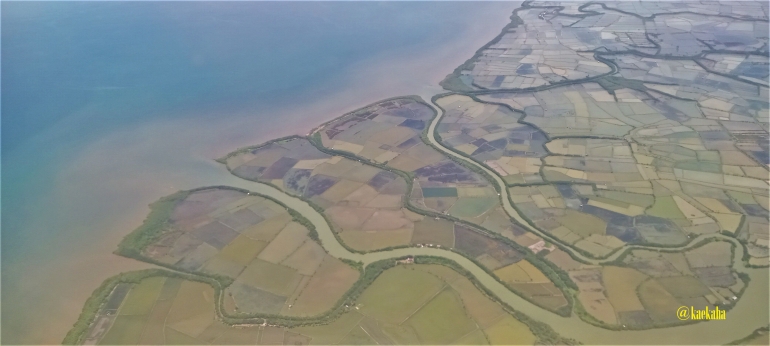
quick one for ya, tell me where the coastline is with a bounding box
[1,3,518,344]
[18,0,770,344]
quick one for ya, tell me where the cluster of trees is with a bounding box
[114,190,191,258]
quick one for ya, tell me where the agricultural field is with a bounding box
[434,76,764,259]
[561,1,768,22]
[315,97,507,226]
[433,0,768,329]
[137,187,301,270]
[434,92,731,255]
[435,94,548,185]
[66,1,770,344]
[453,225,568,312]
[443,76,768,262]
[81,264,538,345]
[493,259,569,311]
[224,137,422,251]
[560,240,745,328]
[312,97,558,251]
[446,5,613,90]
[82,277,234,345]
[223,137,538,252]
[223,137,570,313]
[440,0,769,261]
[348,264,537,345]
[443,1,768,91]
[509,183,689,256]
[702,54,769,87]
[602,54,769,264]
[124,187,360,318]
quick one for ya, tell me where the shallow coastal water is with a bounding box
[1,2,517,343]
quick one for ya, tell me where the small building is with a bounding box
[396,256,415,264]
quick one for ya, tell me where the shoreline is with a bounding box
[2,3,518,344]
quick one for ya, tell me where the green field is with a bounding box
[646,197,685,219]
[447,197,498,218]
[358,266,444,324]
[602,266,648,312]
[453,329,490,345]
[422,187,459,198]
[100,315,146,345]
[557,210,607,238]
[406,289,477,344]
[118,277,165,316]
[484,315,537,346]
[236,259,300,296]
[412,218,455,247]
[638,279,681,324]
[656,276,713,298]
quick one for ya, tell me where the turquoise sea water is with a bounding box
[2,1,480,265]
[3,2,476,151]
[1,2,512,343]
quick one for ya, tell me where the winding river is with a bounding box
[204,95,768,344]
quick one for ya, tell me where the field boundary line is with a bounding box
[397,284,449,325]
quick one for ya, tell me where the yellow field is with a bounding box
[218,235,268,266]
[494,262,531,284]
[406,289,477,345]
[638,278,682,324]
[118,277,165,316]
[602,266,648,312]
[165,280,216,338]
[517,260,550,283]
[577,290,617,325]
[280,240,326,275]
[237,259,301,296]
[358,266,444,324]
[448,277,506,328]
[494,260,550,285]
[288,256,359,316]
[483,315,536,345]
[453,329,490,345]
[558,210,607,237]
[241,213,293,241]
[256,222,309,263]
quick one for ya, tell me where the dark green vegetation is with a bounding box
[116,190,191,258]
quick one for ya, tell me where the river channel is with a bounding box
[208,111,769,344]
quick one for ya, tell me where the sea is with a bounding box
[1,1,516,343]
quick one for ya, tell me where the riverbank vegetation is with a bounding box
[65,258,575,345]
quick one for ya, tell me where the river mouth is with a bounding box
[44,72,769,346]
[0,3,518,343]
[11,0,768,344]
